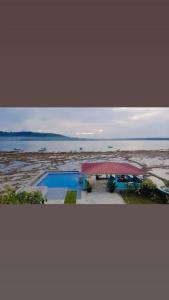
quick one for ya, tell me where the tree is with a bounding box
[0,185,46,204]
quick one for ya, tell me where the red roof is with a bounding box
[81,162,144,175]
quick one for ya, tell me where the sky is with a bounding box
[0,107,168,138]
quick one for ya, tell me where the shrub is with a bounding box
[17,190,46,204]
[164,179,169,187]
[140,179,169,204]
[0,185,46,204]
[152,189,169,204]
[140,178,157,197]
[86,181,93,193]
[64,190,77,204]
[141,178,157,189]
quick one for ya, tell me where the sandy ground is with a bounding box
[0,150,169,191]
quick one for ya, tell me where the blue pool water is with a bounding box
[37,171,82,191]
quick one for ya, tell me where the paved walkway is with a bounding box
[77,191,125,204]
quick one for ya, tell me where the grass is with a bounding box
[64,190,77,204]
[121,191,155,204]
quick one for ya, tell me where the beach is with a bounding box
[0,150,169,191]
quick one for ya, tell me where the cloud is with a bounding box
[130,111,160,121]
[76,129,104,136]
[76,132,95,135]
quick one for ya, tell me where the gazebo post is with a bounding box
[82,175,87,191]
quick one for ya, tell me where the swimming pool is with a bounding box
[36,171,82,194]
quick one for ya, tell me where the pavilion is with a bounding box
[81,162,145,192]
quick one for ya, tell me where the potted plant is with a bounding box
[107,178,116,193]
[87,181,93,193]
[109,182,116,193]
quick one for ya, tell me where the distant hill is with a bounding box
[0,131,81,141]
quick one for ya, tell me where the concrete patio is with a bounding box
[77,191,125,204]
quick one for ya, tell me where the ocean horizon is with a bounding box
[0,139,169,152]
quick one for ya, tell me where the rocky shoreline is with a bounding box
[0,150,169,191]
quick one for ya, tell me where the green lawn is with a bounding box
[64,190,77,204]
[121,191,155,204]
